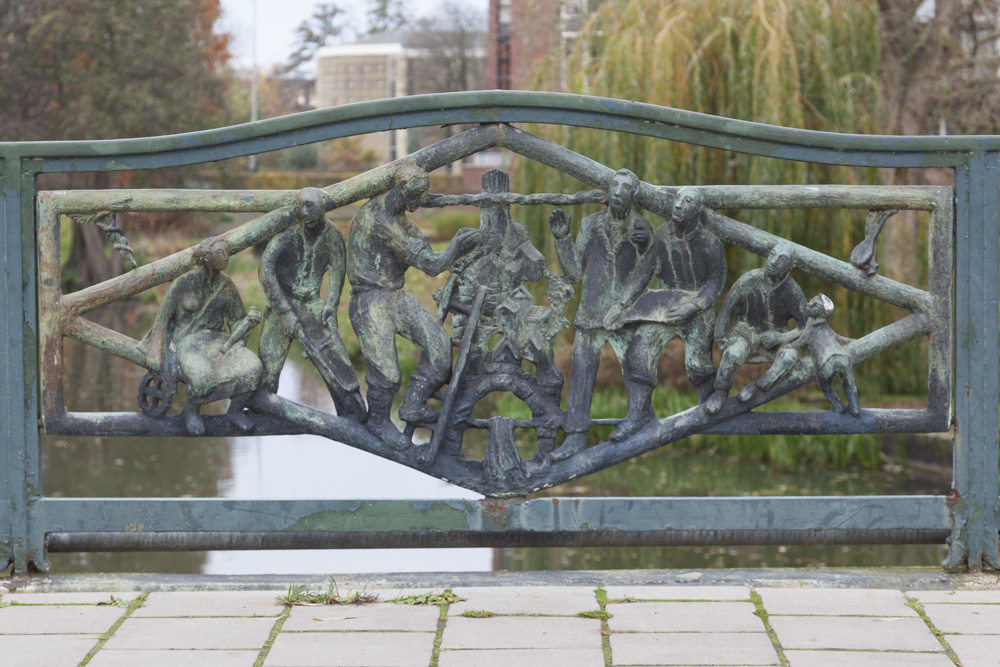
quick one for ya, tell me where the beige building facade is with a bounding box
[315,40,411,164]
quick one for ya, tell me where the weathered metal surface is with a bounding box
[6,91,1000,169]
[947,153,1000,570]
[3,90,997,572]
[30,496,949,535]
[45,528,951,552]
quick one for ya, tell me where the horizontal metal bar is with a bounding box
[45,528,951,553]
[3,91,996,167]
[703,408,949,435]
[30,496,950,535]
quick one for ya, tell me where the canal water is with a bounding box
[42,306,951,574]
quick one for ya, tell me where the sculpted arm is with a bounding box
[259,235,292,315]
[223,278,249,327]
[146,281,181,371]
[692,234,727,312]
[715,274,751,342]
[787,281,808,329]
[410,227,479,277]
[617,245,657,309]
[551,209,583,284]
[324,229,347,318]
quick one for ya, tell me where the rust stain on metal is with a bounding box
[947,489,962,503]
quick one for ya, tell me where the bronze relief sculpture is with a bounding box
[140,237,262,435]
[39,124,950,499]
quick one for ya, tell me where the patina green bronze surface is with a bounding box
[7,91,994,574]
[36,126,952,502]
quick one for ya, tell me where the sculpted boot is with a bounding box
[550,431,588,461]
[611,381,655,442]
[398,375,441,424]
[331,387,368,424]
[364,387,411,451]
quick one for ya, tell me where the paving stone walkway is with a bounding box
[1,582,999,666]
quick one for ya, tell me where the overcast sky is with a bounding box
[220,0,488,73]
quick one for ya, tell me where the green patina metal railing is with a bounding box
[1,91,997,573]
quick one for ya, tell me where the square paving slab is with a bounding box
[437,648,606,667]
[945,634,1000,667]
[88,649,259,667]
[610,631,780,665]
[784,650,956,667]
[105,617,276,650]
[606,601,763,633]
[603,585,751,601]
[0,604,124,634]
[0,634,100,667]
[441,616,602,650]
[769,616,943,651]
[922,603,1000,634]
[265,631,435,667]
[757,588,916,616]
[133,590,284,617]
[448,586,599,615]
[282,602,441,632]
[908,590,1000,604]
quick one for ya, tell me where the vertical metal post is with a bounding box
[950,151,1000,570]
[1,155,28,572]
[20,163,44,571]
[0,154,10,569]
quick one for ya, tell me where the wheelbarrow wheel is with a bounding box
[137,371,176,418]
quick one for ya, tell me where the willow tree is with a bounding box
[517,0,924,394]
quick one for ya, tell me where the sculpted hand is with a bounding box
[631,223,649,245]
[451,227,480,253]
[549,209,571,239]
[247,306,263,327]
[321,304,336,324]
[281,311,300,336]
[665,301,697,326]
[760,331,780,349]
[604,303,624,330]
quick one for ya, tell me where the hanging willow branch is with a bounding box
[71,210,137,270]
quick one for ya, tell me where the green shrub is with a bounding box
[430,210,479,241]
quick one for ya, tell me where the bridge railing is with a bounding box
[2,91,996,572]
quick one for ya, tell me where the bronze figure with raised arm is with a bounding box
[548,168,653,460]
[347,166,480,450]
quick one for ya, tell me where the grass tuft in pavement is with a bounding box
[279,579,379,606]
[750,590,790,667]
[906,596,963,665]
[78,593,147,666]
[392,589,465,605]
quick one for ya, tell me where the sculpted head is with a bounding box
[395,165,430,212]
[672,187,704,228]
[765,242,795,282]
[193,236,229,273]
[806,293,835,319]
[296,187,327,230]
[608,169,640,219]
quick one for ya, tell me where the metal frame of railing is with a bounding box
[2,91,997,572]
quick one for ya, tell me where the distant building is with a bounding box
[315,34,409,164]
[315,31,486,167]
[487,0,597,91]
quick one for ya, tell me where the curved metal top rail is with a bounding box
[0,91,995,170]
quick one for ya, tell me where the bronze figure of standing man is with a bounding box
[549,169,652,461]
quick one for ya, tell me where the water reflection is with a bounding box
[42,306,950,573]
